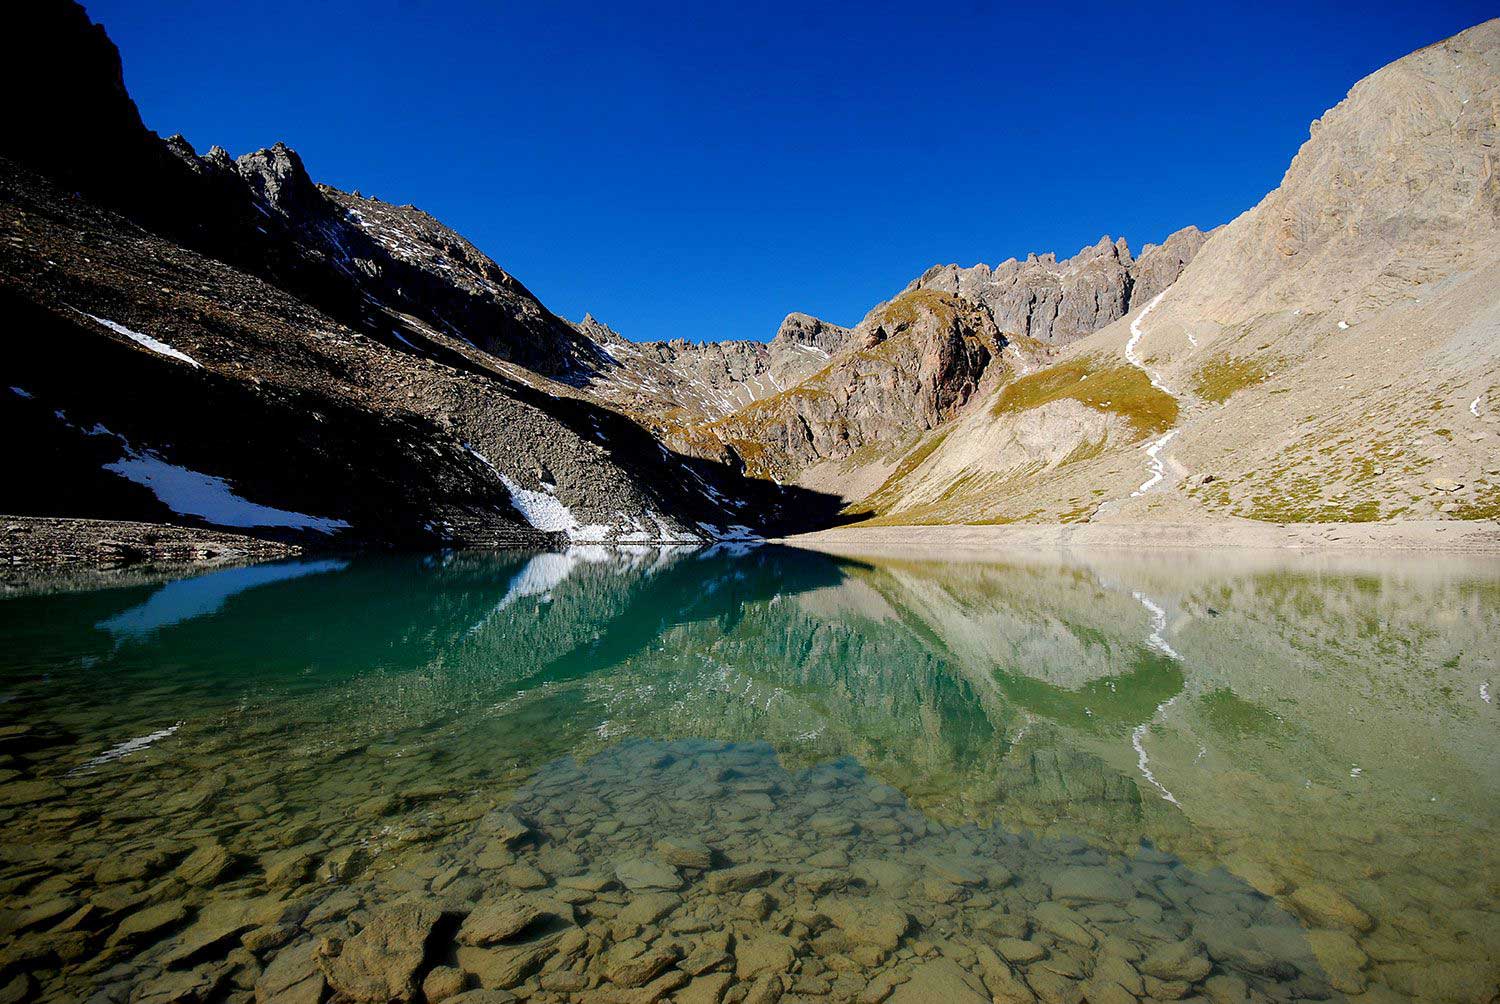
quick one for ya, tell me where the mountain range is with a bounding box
[3,4,1496,563]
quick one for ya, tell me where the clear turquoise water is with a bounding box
[0,545,1496,1002]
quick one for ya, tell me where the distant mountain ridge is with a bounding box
[798,18,1500,526]
[583,17,1499,526]
[0,1,837,549]
[910,227,1214,346]
[577,310,852,421]
[2,4,1495,558]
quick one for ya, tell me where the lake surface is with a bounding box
[0,545,1496,1004]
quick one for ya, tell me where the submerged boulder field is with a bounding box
[0,538,1495,1001]
[0,737,1339,1004]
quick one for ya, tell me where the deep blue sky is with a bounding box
[87,1,1491,342]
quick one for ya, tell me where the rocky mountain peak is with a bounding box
[577,313,629,347]
[235,142,322,218]
[1168,17,1499,325]
[905,226,1210,348]
[1130,225,1214,305]
[3,2,158,198]
[771,312,851,353]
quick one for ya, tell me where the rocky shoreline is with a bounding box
[0,516,301,592]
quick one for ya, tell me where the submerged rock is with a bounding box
[255,939,326,1004]
[890,957,989,1004]
[458,899,542,946]
[1140,940,1213,982]
[818,897,910,950]
[1288,883,1375,932]
[1048,866,1134,903]
[316,901,446,1002]
[704,863,773,893]
[106,900,189,949]
[614,858,681,891]
[175,841,232,886]
[603,939,679,987]
[655,835,714,869]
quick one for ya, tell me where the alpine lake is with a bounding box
[0,544,1495,1004]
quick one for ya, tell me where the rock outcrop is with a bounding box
[1168,20,1500,324]
[579,312,853,422]
[646,230,1212,484]
[1129,227,1216,306]
[687,291,1008,481]
[910,228,1212,347]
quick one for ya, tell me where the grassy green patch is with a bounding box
[993,654,1184,735]
[989,355,1178,437]
[1189,353,1279,404]
[1059,434,1108,467]
[874,288,960,331]
[1200,688,1284,740]
[1058,503,1096,524]
[1238,468,1384,523]
[859,428,954,516]
[1443,484,1500,520]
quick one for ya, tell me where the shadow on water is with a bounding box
[0,546,853,698]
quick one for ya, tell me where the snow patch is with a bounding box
[695,522,762,542]
[104,451,350,533]
[1132,591,1181,661]
[1124,290,1174,395]
[464,443,612,542]
[1131,430,1179,497]
[469,551,586,630]
[649,511,701,542]
[76,310,201,368]
[1121,289,1188,497]
[388,328,423,352]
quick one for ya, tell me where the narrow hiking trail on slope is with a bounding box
[1123,288,1187,497]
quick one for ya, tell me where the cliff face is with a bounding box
[578,311,854,422]
[910,228,1212,346]
[1168,21,1500,324]
[631,228,1215,486]
[674,292,1011,482]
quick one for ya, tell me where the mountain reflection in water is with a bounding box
[0,544,1495,1002]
